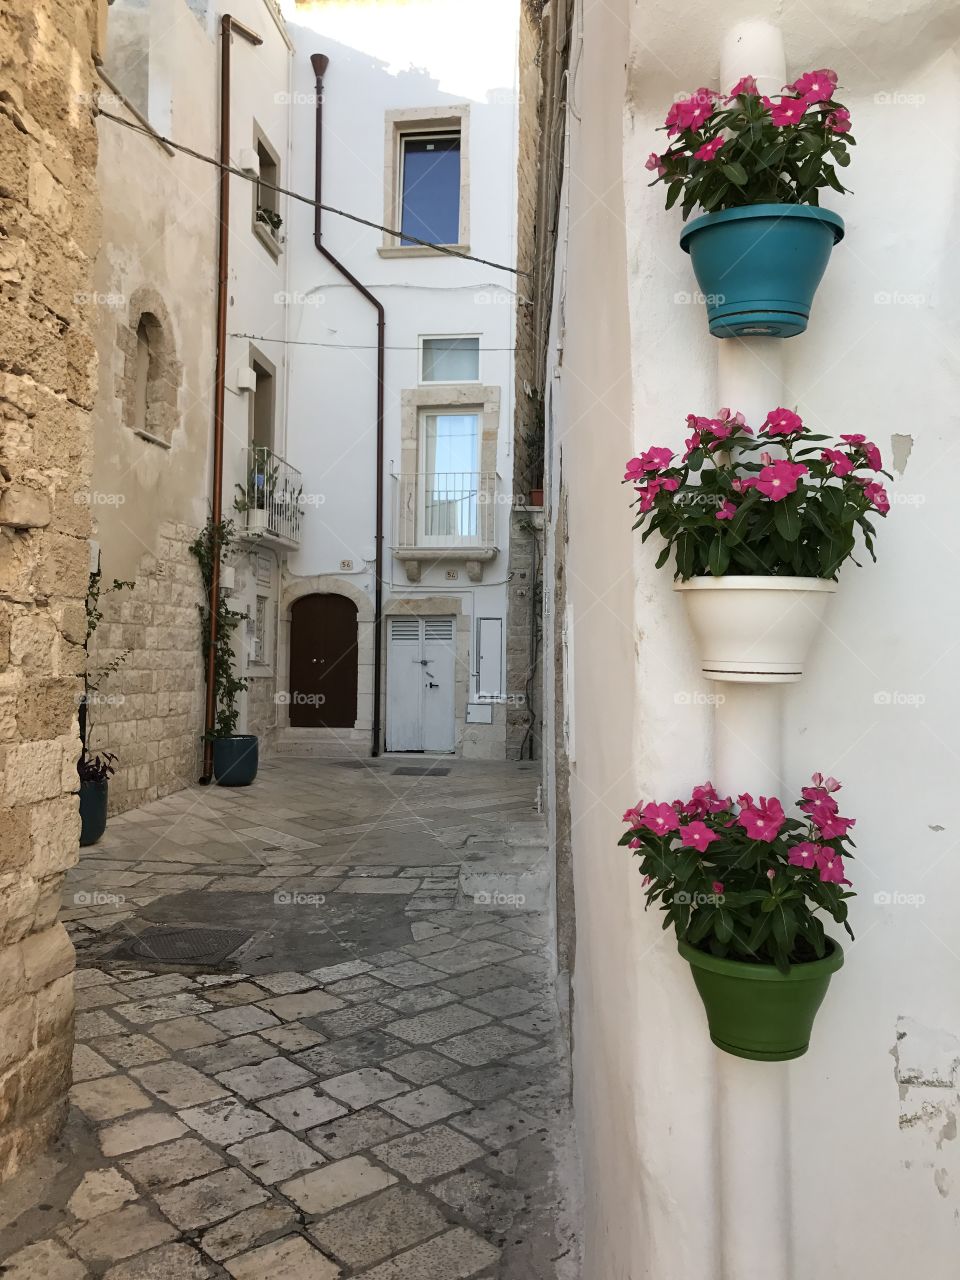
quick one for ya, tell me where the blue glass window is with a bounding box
[400,134,461,246]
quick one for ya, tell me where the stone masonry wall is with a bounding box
[88,521,205,813]
[505,509,544,760]
[0,0,101,1179]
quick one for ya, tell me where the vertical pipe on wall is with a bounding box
[713,21,792,1280]
[309,53,386,757]
[201,15,263,783]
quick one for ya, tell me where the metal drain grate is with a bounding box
[392,766,450,776]
[111,927,251,966]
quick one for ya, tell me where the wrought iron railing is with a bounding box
[238,446,303,545]
[395,471,497,549]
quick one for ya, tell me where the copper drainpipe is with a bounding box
[309,53,386,758]
[201,15,263,783]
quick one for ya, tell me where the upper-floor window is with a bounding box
[399,131,461,246]
[382,108,469,255]
[252,131,282,255]
[420,336,480,384]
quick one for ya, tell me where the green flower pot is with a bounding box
[678,937,843,1061]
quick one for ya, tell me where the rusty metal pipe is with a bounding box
[201,15,263,784]
[310,53,386,757]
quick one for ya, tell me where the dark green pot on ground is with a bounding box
[79,779,108,847]
[679,938,844,1061]
[212,735,259,786]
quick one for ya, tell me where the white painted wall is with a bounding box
[275,0,523,751]
[548,0,960,1275]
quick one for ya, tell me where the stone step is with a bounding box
[456,817,551,912]
[274,728,370,759]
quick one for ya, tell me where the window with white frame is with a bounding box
[418,409,481,543]
[253,132,282,253]
[420,336,480,384]
[398,129,461,246]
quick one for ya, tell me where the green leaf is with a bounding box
[707,536,731,577]
[721,161,748,185]
[773,494,801,542]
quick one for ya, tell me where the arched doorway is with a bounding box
[289,594,358,728]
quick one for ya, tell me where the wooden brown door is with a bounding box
[289,595,358,727]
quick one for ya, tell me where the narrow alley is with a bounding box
[0,757,580,1279]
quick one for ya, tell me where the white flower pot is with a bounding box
[246,509,269,533]
[674,576,837,683]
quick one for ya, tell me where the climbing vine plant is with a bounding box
[189,517,247,739]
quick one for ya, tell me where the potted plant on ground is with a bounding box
[648,70,854,336]
[625,406,890,680]
[620,774,856,1059]
[78,562,133,845]
[190,516,259,786]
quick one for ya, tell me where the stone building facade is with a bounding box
[0,0,101,1179]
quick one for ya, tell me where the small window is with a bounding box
[421,337,480,384]
[399,131,461,245]
[254,134,282,251]
[253,595,268,664]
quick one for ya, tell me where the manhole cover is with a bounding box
[111,927,251,966]
[392,766,450,776]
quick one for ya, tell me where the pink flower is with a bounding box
[821,447,853,477]
[622,805,644,825]
[679,821,719,853]
[641,874,653,887]
[694,137,725,162]
[738,796,786,842]
[827,107,852,134]
[716,500,737,521]
[686,782,731,816]
[711,880,725,895]
[665,89,716,136]
[862,481,890,515]
[766,868,776,880]
[733,476,759,493]
[728,75,758,99]
[638,802,681,835]
[755,460,808,501]
[759,451,773,466]
[840,435,882,469]
[764,95,809,126]
[717,407,749,429]
[640,446,675,472]
[788,69,838,102]
[762,407,804,437]
[817,848,852,885]
[645,151,667,176]
[811,772,841,792]
[788,841,821,870]
[815,811,856,840]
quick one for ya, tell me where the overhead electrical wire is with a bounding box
[96,107,529,278]
[228,331,520,352]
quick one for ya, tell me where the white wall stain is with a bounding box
[891,433,914,476]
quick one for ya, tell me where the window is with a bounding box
[399,131,461,245]
[382,109,469,254]
[253,132,282,253]
[419,410,480,542]
[120,289,179,447]
[421,337,480,384]
[253,595,268,664]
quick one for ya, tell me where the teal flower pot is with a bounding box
[679,203,845,338]
[79,779,108,847]
[679,937,844,1061]
[212,735,259,786]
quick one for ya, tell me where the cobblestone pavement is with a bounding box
[0,756,580,1279]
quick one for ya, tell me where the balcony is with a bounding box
[237,446,303,548]
[394,471,499,582]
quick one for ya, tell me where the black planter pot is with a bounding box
[213,735,259,786]
[79,778,109,847]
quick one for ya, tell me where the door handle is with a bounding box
[427,681,439,689]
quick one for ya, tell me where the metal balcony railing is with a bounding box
[395,471,497,550]
[238,446,303,545]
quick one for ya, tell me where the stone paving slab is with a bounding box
[0,758,579,1279]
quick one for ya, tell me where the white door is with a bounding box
[386,616,456,752]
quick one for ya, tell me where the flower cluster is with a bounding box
[619,774,857,970]
[647,70,855,219]
[625,406,890,579]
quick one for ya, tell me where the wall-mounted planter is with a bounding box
[213,734,259,786]
[674,575,836,683]
[679,938,843,1061]
[679,203,844,338]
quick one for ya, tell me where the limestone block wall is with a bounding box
[0,0,100,1179]
[505,509,544,760]
[88,521,205,812]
